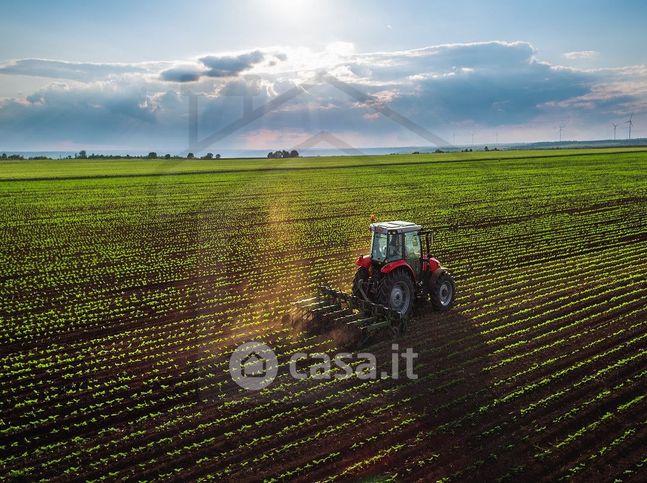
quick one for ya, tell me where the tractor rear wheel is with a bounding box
[430,271,455,311]
[352,267,369,300]
[378,269,414,317]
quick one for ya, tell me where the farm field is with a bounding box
[1,148,646,481]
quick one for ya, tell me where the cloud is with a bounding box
[218,78,264,96]
[159,50,287,83]
[0,41,646,150]
[381,43,592,125]
[563,50,599,60]
[0,81,161,149]
[0,50,282,84]
[159,65,203,82]
[0,58,149,82]
[200,50,265,78]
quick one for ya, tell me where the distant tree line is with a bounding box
[0,151,223,161]
[1,153,60,160]
[145,152,221,160]
[267,150,299,159]
[1,153,27,160]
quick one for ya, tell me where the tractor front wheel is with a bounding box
[378,269,414,317]
[430,271,455,311]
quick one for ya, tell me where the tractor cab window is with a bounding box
[386,233,403,260]
[371,232,403,262]
[405,231,422,275]
[405,232,421,259]
[371,232,387,262]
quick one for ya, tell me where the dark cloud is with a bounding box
[159,65,203,82]
[199,50,265,78]
[159,50,281,83]
[0,83,160,148]
[391,56,592,125]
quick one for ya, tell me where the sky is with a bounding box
[1,0,646,153]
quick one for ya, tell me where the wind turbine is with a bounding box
[625,114,633,139]
[558,124,566,143]
[611,122,618,141]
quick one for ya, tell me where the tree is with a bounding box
[203,153,213,160]
[1,153,6,160]
[164,154,171,159]
[187,152,195,159]
[215,154,221,159]
[268,150,299,159]
[147,152,157,159]
[77,150,87,159]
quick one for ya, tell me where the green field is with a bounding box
[1,148,646,481]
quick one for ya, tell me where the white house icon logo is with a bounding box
[229,341,278,390]
[241,350,269,377]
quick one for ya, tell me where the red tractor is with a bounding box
[351,221,455,317]
[294,220,455,343]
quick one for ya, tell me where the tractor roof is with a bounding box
[370,221,422,234]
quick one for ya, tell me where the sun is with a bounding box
[265,0,314,22]
[273,0,308,13]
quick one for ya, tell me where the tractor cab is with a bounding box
[368,221,436,279]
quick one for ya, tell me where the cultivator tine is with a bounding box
[311,303,340,312]
[296,297,318,305]
[334,313,360,324]
[346,316,378,327]
[326,308,353,318]
[300,302,328,312]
